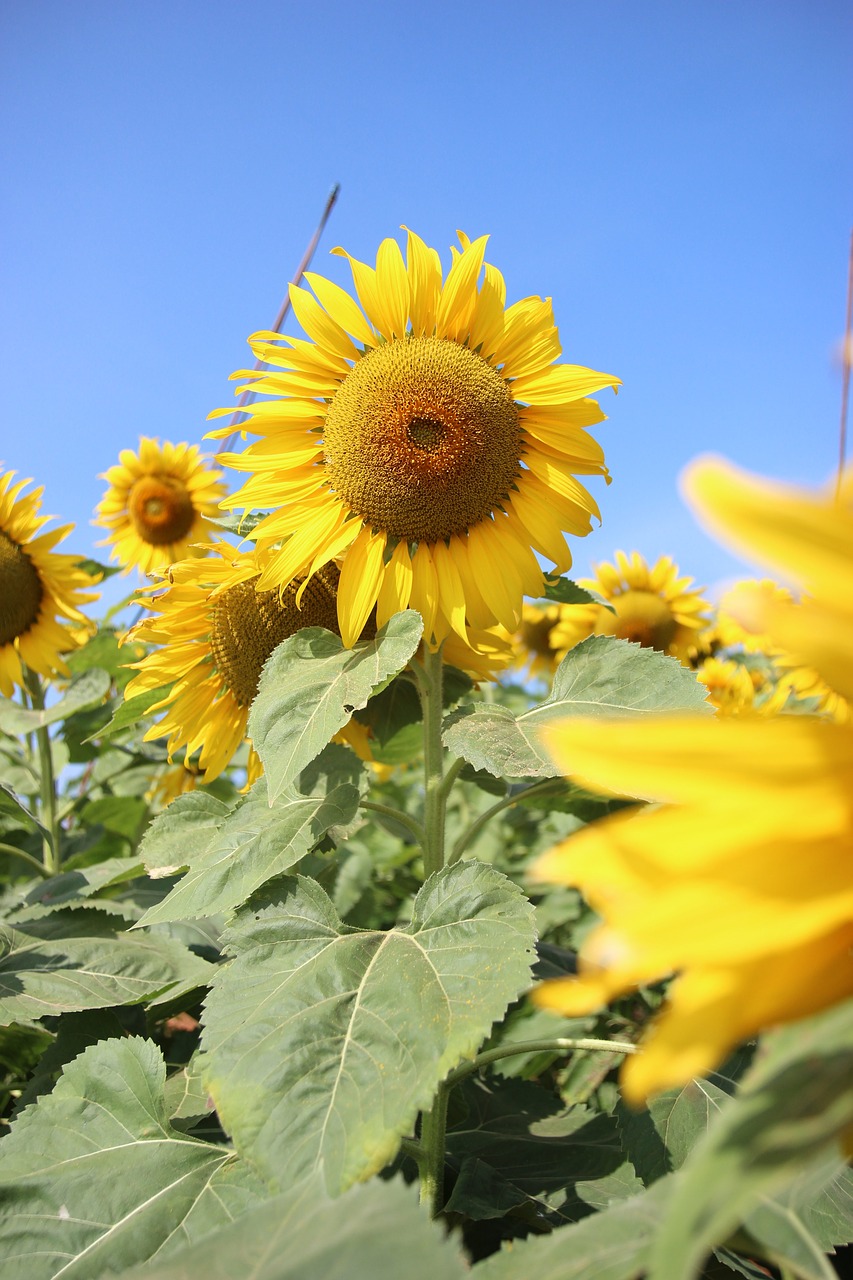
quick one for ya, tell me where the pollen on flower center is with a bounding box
[598,590,679,652]
[323,336,523,543]
[128,475,196,546]
[209,565,341,707]
[0,530,43,644]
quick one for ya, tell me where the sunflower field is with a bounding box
[0,230,851,1280]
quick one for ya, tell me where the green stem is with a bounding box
[439,755,465,801]
[418,1081,449,1216]
[0,843,52,879]
[414,646,448,879]
[23,670,61,876]
[445,1036,637,1087]
[448,778,567,865]
[359,800,425,846]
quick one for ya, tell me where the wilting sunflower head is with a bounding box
[95,437,227,576]
[549,551,712,664]
[209,228,620,651]
[125,541,349,783]
[528,458,853,1104]
[0,469,100,697]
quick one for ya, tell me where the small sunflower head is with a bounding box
[95,437,227,576]
[0,470,100,697]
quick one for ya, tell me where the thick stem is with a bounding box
[418,1082,449,1216]
[415,646,447,879]
[23,670,61,876]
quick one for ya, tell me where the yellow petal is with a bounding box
[337,525,387,647]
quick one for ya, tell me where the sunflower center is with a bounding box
[323,336,522,542]
[597,590,679,652]
[0,530,43,645]
[128,475,196,546]
[209,566,342,707]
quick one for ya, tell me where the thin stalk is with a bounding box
[448,778,566,865]
[23,670,61,875]
[438,754,465,800]
[359,800,426,846]
[418,1082,449,1216]
[445,1036,637,1087]
[0,843,52,879]
[414,646,447,878]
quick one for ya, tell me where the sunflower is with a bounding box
[530,457,853,1104]
[0,470,100,697]
[125,542,349,782]
[95,437,227,575]
[694,655,757,715]
[209,229,619,650]
[512,602,565,680]
[549,551,712,663]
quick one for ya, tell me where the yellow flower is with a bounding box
[95,437,227,575]
[530,458,853,1105]
[0,470,100,697]
[210,229,619,649]
[125,542,349,782]
[549,552,711,663]
[512,602,565,680]
[695,655,756,715]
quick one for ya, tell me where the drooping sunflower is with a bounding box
[549,551,712,663]
[0,470,100,697]
[530,457,853,1105]
[210,229,619,649]
[125,542,349,782]
[95,437,227,575]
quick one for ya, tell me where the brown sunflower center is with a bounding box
[128,475,196,546]
[209,565,342,707]
[521,612,557,658]
[597,590,679,652]
[323,336,522,542]
[0,530,43,645]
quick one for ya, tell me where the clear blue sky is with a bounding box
[2,1,850,607]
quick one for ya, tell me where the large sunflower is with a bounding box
[210,229,619,649]
[0,470,99,697]
[125,542,350,782]
[531,458,853,1104]
[95,437,227,575]
[549,551,711,663]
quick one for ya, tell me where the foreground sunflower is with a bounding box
[0,470,99,697]
[210,229,619,648]
[530,457,853,1105]
[95,437,227,575]
[125,542,348,782]
[549,551,711,663]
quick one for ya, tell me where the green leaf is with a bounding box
[474,1176,673,1280]
[0,926,214,1025]
[542,576,615,612]
[444,636,712,777]
[249,611,424,802]
[617,1077,735,1186]
[12,857,145,913]
[135,777,360,925]
[74,556,122,581]
[93,683,173,742]
[0,783,51,845]
[66,627,137,684]
[79,795,149,844]
[0,668,112,734]
[140,791,233,875]
[647,999,853,1280]
[200,861,536,1192]
[120,1172,468,1280]
[0,1037,267,1279]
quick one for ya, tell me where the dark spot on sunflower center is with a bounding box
[407,417,445,452]
[0,530,43,645]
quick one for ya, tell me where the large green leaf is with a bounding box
[617,1076,735,1186]
[93,682,173,742]
[200,861,536,1192]
[120,1172,468,1280]
[647,999,853,1280]
[474,1176,673,1280]
[0,1037,268,1280]
[248,611,423,801]
[140,791,233,875]
[0,783,51,845]
[135,777,360,925]
[444,636,711,778]
[0,926,213,1024]
[0,669,111,734]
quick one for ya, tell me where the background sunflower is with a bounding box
[95,437,226,575]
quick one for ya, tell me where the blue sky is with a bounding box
[1,1,850,610]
